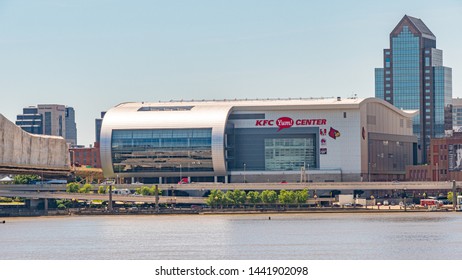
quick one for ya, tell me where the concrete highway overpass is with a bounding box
[0,190,205,204]
[0,114,70,177]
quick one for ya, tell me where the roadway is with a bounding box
[0,181,458,192]
[0,190,205,204]
[1,181,457,205]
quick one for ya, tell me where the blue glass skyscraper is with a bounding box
[375,15,452,163]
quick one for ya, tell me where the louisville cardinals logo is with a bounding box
[328,127,340,139]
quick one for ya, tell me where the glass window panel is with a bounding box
[111,128,213,173]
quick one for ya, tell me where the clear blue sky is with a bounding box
[1,0,461,146]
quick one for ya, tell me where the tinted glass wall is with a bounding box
[391,26,421,135]
[227,127,317,171]
[111,128,213,174]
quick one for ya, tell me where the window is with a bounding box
[343,112,347,118]
[264,138,315,171]
[228,113,265,120]
[111,128,213,174]
[138,106,194,111]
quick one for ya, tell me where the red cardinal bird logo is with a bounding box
[328,127,340,139]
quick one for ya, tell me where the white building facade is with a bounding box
[100,97,417,183]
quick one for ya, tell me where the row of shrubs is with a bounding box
[206,189,309,208]
[65,183,161,196]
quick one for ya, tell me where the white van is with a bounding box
[112,189,131,195]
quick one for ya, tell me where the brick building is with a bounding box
[406,135,462,181]
[70,142,101,168]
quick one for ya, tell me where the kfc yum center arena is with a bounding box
[100,97,417,184]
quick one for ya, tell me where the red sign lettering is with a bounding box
[255,118,327,131]
[255,120,274,126]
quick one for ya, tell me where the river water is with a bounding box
[1,212,461,260]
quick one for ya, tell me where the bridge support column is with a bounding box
[108,185,113,212]
[453,180,457,210]
[44,198,48,211]
[27,199,41,209]
[155,185,159,213]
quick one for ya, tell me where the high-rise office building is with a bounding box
[15,107,43,134]
[65,107,77,145]
[375,15,452,162]
[16,104,78,145]
[95,111,106,144]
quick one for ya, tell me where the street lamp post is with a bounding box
[368,162,371,182]
[70,150,76,172]
[307,164,310,183]
[436,162,439,182]
[403,187,407,212]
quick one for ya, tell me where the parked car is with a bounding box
[178,178,189,184]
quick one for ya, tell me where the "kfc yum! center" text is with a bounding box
[255,117,327,131]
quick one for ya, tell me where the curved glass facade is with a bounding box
[111,128,213,173]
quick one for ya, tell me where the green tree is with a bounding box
[261,190,278,205]
[247,191,261,207]
[278,189,296,206]
[225,189,246,207]
[13,174,40,184]
[66,182,80,193]
[353,189,364,198]
[98,186,106,194]
[223,191,234,207]
[57,203,67,210]
[106,186,115,194]
[78,183,93,193]
[137,186,151,196]
[149,186,162,196]
[295,189,309,207]
[56,199,71,208]
[447,191,453,202]
[206,189,224,208]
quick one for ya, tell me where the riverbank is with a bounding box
[0,205,455,217]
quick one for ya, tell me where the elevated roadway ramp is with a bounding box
[0,113,70,176]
